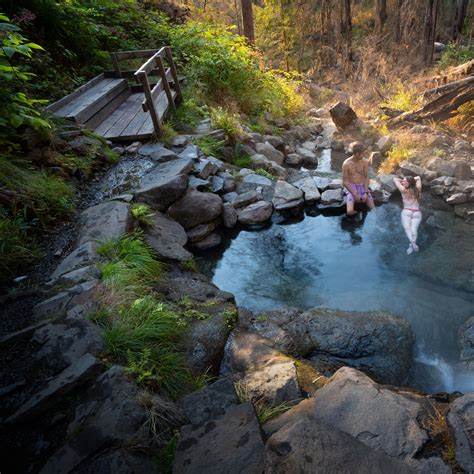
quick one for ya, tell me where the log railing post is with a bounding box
[157,56,175,111]
[165,46,183,103]
[136,70,162,136]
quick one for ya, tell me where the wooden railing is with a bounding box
[133,47,182,136]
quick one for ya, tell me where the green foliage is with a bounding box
[379,145,414,174]
[380,82,422,112]
[180,257,199,273]
[156,431,180,474]
[0,14,50,146]
[210,107,244,143]
[193,136,225,157]
[222,308,238,330]
[439,43,474,70]
[256,401,296,424]
[160,122,178,145]
[131,203,155,227]
[255,168,275,180]
[172,93,209,129]
[0,215,38,280]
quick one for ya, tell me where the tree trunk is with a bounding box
[394,0,405,42]
[375,0,387,36]
[451,0,469,40]
[241,0,255,44]
[341,0,352,74]
[422,0,439,66]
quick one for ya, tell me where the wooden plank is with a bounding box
[119,107,149,138]
[165,47,183,102]
[157,58,175,112]
[110,53,121,77]
[103,93,145,139]
[75,79,128,123]
[94,92,143,136]
[135,48,166,76]
[85,89,131,130]
[56,78,122,118]
[113,49,159,61]
[136,70,162,135]
[143,69,174,111]
[45,74,105,112]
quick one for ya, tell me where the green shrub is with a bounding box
[439,43,474,70]
[380,82,422,112]
[193,136,225,157]
[131,203,155,227]
[210,107,244,143]
[255,168,275,180]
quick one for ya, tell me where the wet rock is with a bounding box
[51,242,97,280]
[454,202,474,220]
[190,232,221,250]
[224,190,259,208]
[210,175,224,193]
[459,316,474,361]
[179,145,199,160]
[272,181,304,211]
[188,176,210,191]
[222,203,238,229]
[186,222,216,243]
[313,367,431,461]
[446,193,468,204]
[221,331,301,405]
[135,158,194,211]
[138,143,179,162]
[33,280,99,320]
[237,174,273,194]
[453,161,472,180]
[145,211,191,262]
[292,177,321,203]
[447,393,474,472]
[295,146,318,167]
[378,174,398,193]
[32,319,105,374]
[7,354,102,423]
[265,414,414,474]
[174,403,265,474]
[248,307,413,385]
[329,102,358,130]
[300,141,316,151]
[217,172,236,193]
[399,161,424,177]
[255,142,284,165]
[51,265,100,286]
[181,378,238,426]
[320,188,344,205]
[167,189,223,229]
[285,153,303,167]
[238,201,273,225]
[315,135,330,149]
[41,366,149,474]
[77,201,133,246]
[376,135,394,155]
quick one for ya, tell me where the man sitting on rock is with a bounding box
[342,142,375,216]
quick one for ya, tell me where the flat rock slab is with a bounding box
[312,367,431,461]
[238,201,273,225]
[78,201,133,246]
[181,378,238,426]
[272,181,304,211]
[256,142,284,165]
[448,393,474,472]
[190,232,221,250]
[145,211,191,262]
[320,188,344,205]
[223,190,259,208]
[51,242,97,280]
[135,158,194,211]
[167,189,223,230]
[220,331,301,405]
[265,415,414,474]
[173,403,265,474]
[138,143,179,162]
[293,177,321,203]
[7,353,102,423]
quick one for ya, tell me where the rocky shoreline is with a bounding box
[1,112,473,473]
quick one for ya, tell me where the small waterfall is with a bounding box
[415,350,455,393]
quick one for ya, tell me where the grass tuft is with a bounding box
[193,136,225,157]
[378,145,414,174]
[210,107,244,143]
[131,203,155,227]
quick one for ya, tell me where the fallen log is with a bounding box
[388,76,474,127]
[422,75,474,100]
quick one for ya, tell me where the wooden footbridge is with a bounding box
[46,47,182,142]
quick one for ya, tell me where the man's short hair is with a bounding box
[351,142,365,154]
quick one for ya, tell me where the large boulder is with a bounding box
[272,181,304,212]
[135,158,194,211]
[138,143,179,162]
[376,135,394,155]
[312,367,434,462]
[265,414,415,474]
[292,177,321,203]
[453,161,472,181]
[246,307,413,385]
[51,242,97,280]
[220,331,301,406]
[167,189,223,229]
[459,316,474,362]
[320,188,344,205]
[447,393,474,472]
[78,201,133,246]
[238,201,273,225]
[145,211,191,262]
[237,174,273,194]
[173,403,265,474]
[329,102,358,130]
[255,142,284,165]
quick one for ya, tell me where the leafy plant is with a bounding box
[193,136,225,157]
[210,107,244,143]
[255,168,275,180]
[131,203,155,227]
[378,145,414,174]
[380,82,422,112]
[439,43,474,70]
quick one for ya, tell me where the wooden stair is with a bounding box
[46,48,182,142]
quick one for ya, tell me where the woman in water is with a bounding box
[393,175,422,254]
